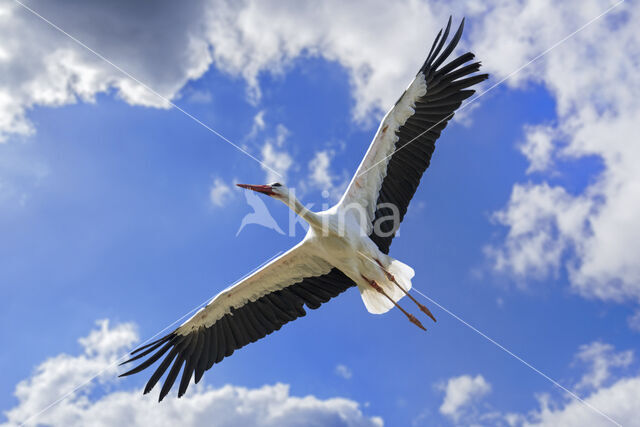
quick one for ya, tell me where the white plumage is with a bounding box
[339,71,428,234]
[121,16,488,401]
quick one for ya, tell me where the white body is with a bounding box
[305,206,414,314]
[178,202,415,335]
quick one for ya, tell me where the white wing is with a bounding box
[178,240,332,334]
[120,240,355,400]
[338,17,487,254]
[337,72,427,231]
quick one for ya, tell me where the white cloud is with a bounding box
[0,1,213,142]
[439,374,491,422]
[209,177,233,207]
[248,110,267,139]
[248,112,295,185]
[261,124,293,183]
[187,89,212,104]
[486,183,591,282]
[2,320,382,427]
[521,377,640,427]
[309,151,333,189]
[3,319,137,426]
[202,1,451,124]
[628,310,640,333]
[335,364,353,380]
[436,342,639,427]
[1,1,474,212]
[0,1,455,143]
[476,0,640,307]
[573,341,633,391]
[520,125,556,174]
[308,150,349,203]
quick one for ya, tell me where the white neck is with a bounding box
[281,193,322,229]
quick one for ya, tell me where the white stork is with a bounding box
[120,17,488,401]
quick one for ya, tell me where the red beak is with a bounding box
[236,183,275,196]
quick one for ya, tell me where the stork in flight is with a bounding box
[120,17,488,401]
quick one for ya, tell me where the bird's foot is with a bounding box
[407,313,427,331]
[375,260,437,323]
[368,279,383,293]
[365,277,426,332]
[416,303,436,323]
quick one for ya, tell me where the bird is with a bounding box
[120,16,488,402]
[236,188,285,236]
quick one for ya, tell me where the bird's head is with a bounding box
[236,182,290,200]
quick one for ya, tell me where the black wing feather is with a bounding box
[120,268,355,400]
[159,352,186,401]
[143,342,181,395]
[369,17,488,254]
[194,328,213,384]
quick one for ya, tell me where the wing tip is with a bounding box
[121,270,355,401]
[422,16,465,74]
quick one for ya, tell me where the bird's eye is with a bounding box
[272,183,282,187]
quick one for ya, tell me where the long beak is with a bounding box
[236,183,275,196]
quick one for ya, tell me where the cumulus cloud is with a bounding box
[520,125,556,174]
[438,374,491,422]
[202,1,451,123]
[486,182,592,282]
[476,0,640,307]
[437,342,639,427]
[308,150,349,202]
[209,177,233,207]
[3,319,137,426]
[0,0,461,144]
[573,341,633,391]
[261,124,293,183]
[335,364,353,380]
[1,0,473,212]
[248,110,267,139]
[516,345,639,427]
[521,377,640,427]
[0,0,213,142]
[2,320,382,427]
[498,378,640,427]
[628,311,640,333]
[309,151,333,189]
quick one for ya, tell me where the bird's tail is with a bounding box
[358,259,414,314]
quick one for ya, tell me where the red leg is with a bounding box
[374,260,436,323]
[363,276,426,331]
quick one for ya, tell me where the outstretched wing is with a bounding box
[120,241,355,401]
[339,17,488,253]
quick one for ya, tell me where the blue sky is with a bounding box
[2,1,640,426]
